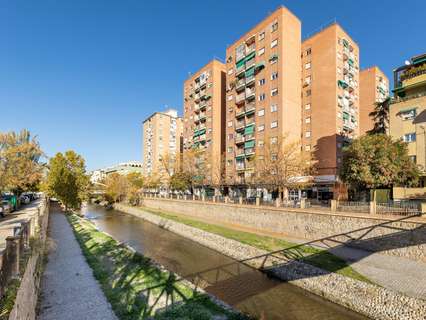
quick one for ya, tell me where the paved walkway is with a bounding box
[141,207,426,300]
[38,206,117,320]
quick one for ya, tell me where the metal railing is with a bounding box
[142,193,423,217]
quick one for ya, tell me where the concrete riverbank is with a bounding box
[115,203,426,320]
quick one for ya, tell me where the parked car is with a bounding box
[1,200,12,215]
[19,195,30,204]
[1,193,17,211]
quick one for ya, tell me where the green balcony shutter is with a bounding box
[236,59,245,68]
[244,140,255,148]
[245,67,255,77]
[342,112,350,120]
[245,51,256,62]
[244,124,255,135]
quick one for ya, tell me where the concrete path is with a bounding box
[38,206,117,320]
[140,207,426,300]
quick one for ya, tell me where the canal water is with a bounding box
[82,204,367,320]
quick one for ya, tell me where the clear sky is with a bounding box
[1,0,425,171]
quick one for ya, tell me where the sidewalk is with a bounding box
[140,207,426,300]
[37,205,117,320]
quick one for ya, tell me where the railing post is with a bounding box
[239,196,243,205]
[192,195,196,201]
[184,195,187,201]
[369,201,376,215]
[331,200,337,212]
[256,197,260,206]
[6,236,20,277]
[225,196,229,204]
[213,195,216,203]
[275,198,281,208]
[300,198,306,209]
[202,195,206,202]
[421,202,426,215]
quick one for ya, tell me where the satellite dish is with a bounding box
[405,60,411,65]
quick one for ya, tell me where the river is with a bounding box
[81,204,367,320]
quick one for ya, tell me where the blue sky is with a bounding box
[0,0,425,170]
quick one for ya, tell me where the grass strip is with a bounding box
[140,207,372,284]
[67,214,248,320]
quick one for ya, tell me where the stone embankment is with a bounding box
[115,203,426,320]
[141,198,426,264]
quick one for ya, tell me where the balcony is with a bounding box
[338,80,349,89]
[245,103,256,115]
[236,92,246,105]
[245,57,256,69]
[236,64,245,77]
[245,88,255,100]
[235,120,245,131]
[235,134,245,144]
[245,75,255,86]
[245,117,255,126]
[236,149,245,158]
[235,78,246,91]
[245,147,255,156]
[236,107,245,119]
[244,133,255,141]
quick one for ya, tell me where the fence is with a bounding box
[0,197,50,318]
[142,192,423,217]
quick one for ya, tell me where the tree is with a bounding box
[254,135,313,198]
[126,172,145,205]
[0,129,44,195]
[169,171,192,191]
[104,173,129,203]
[368,97,390,135]
[44,151,89,210]
[340,134,420,199]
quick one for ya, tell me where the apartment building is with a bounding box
[183,59,226,185]
[301,23,360,199]
[390,53,426,182]
[225,6,301,186]
[359,66,389,134]
[142,109,183,177]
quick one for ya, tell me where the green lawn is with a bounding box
[140,207,372,284]
[67,214,248,320]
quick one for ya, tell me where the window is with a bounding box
[305,103,311,110]
[259,93,266,101]
[258,125,265,132]
[305,62,311,69]
[228,95,233,101]
[227,147,233,153]
[270,136,278,144]
[337,67,342,75]
[271,39,278,48]
[271,21,278,32]
[228,121,233,127]
[271,121,278,128]
[227,160,233,166]
[306,48,312,56]
[259,78,266,85]
[403,133,416,142]
[228,68,234,75]
[305,145,311,151]
[305,117,311,124]
[271,104,278,112]
[258,140,264,147]
[399,109,417,120]
[271,72,278,80]
[305,76,311,85]
[409,155,417,163]
[306,89,311,97]
[259,31,265,40]
[258,109,265,116]
[258,47,265,56]
[227,133,233,140]
[305,131,311,138]
[271,88,278,96]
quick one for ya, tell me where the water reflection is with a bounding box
[82,205,367,320]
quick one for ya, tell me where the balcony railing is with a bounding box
[245,147,255,156]
[235,121,245,131]
[236,93,246,104]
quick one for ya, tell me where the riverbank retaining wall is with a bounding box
[7,198,50,320]
[115,203,426,320]
[140,198,426,264]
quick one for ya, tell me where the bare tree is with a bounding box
[254,135,313,199]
